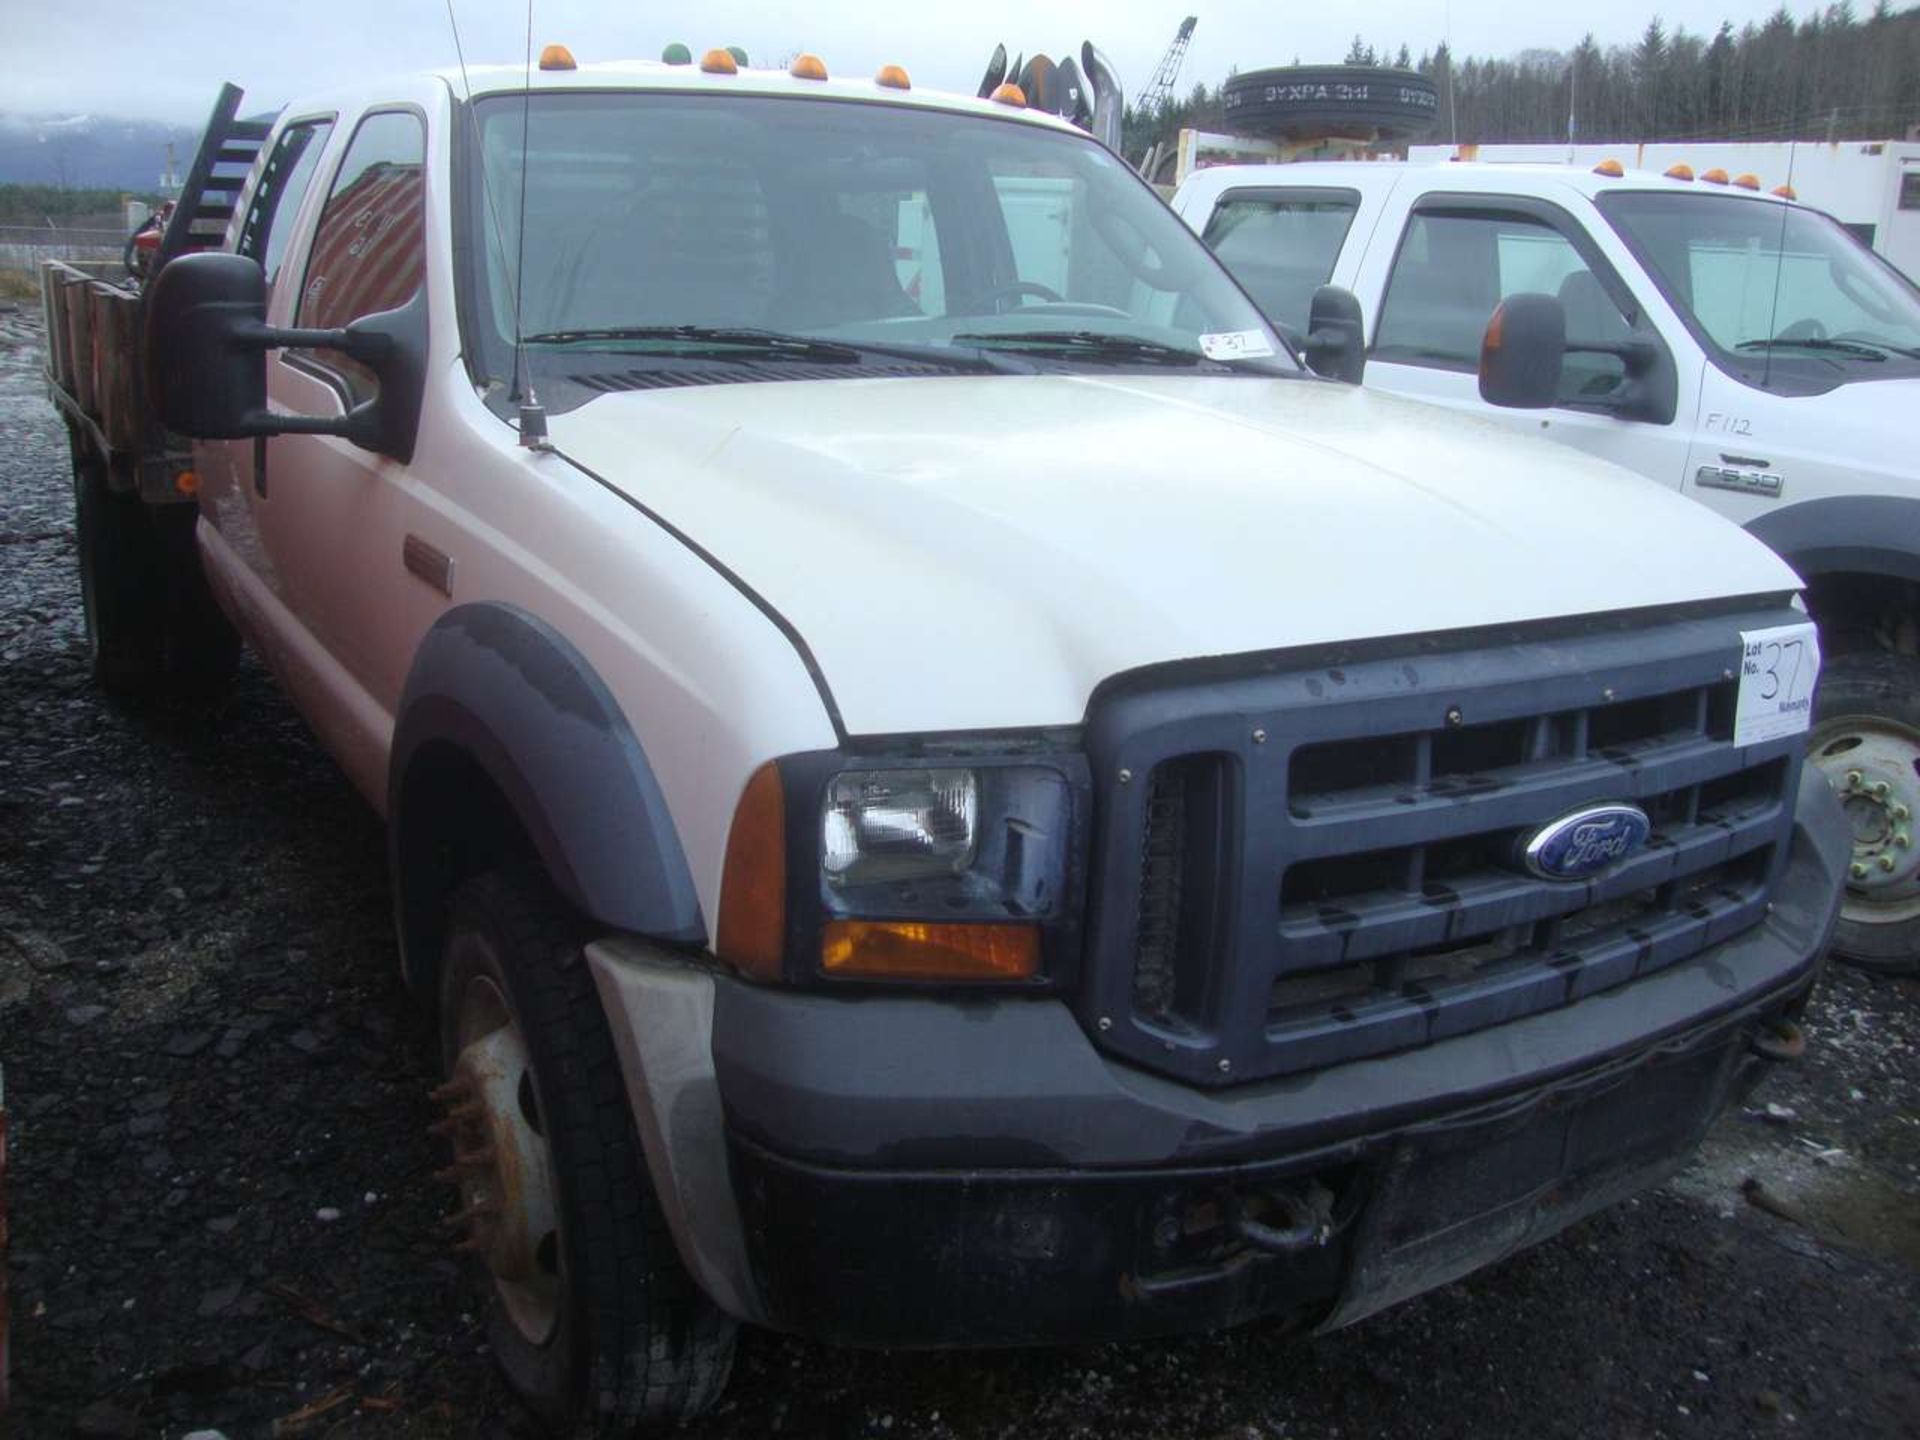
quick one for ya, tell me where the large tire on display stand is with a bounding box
[433,870,735,1432]
[1221,65,1439,143]
[1806,649,1920,975]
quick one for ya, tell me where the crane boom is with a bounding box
[1138,15,1198,114]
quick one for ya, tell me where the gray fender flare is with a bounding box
[389,603,705,984]
[1743,495,1920,584]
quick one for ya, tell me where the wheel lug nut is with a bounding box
[1849,861,1869,880]
[1879,855,1898,873]
[1894,804,1912,823]
[1872,781,1891,799]
[1845,769,1865,790]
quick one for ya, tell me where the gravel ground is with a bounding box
[2,298,1917,1440]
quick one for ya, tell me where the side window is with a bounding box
[235,119,334,298]
[298,110,426,402]
[1200,189,1359,335]
[1374,208,1634,406]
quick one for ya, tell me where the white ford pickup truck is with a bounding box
[1173,160,1920,971]
[49,54,1847,1432]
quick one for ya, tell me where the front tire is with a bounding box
[1807,649,1920,975]
[434,870,736,1431]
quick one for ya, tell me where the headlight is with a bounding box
[823,769,978,886]
[714,750,1087,986]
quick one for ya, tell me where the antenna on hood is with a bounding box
[443,0,548,449]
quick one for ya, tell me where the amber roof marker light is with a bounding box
[702,48,739,75]
[790,54,829,81]
[875,63,912,91]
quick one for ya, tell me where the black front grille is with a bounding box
[1081,606,1806,1087]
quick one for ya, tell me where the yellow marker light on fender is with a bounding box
[1664,163,1694,181]
[701,48,739,75]
[875,63,912,90]
[538,44,576,72]
[822,921,1039,981]
[715,762,785,980]
[1592,158,1624,177]
[790,53,828,80]
[1701,167,1730,184]
[990,82,1028,107]
[1772,184,1797,200]
[1732,172,1761,190]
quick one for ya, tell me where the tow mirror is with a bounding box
[1478,293,1566,409]
[1301,285,1366,385]
[143,251,426,463]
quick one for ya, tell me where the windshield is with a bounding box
[1599,191,1920,387]
[463,91,1293,405]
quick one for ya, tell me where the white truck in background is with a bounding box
[1410,141,1920,280]
[1174,158,1920,973]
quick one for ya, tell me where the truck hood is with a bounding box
[1760,374,1920,490]
[548,375,1800,736]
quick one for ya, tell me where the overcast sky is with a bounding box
[1,0,1837,123]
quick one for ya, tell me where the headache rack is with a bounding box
[1081,604,1807,1088]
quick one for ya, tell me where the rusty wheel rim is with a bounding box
[434,975,564,1346]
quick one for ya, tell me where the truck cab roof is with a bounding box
[275,58,1085,134]
[1175,158,1804,211]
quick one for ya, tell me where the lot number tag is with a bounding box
[1734,622,1820,746]
[1198,330,1275,360]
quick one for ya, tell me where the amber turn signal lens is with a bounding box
[715,762,785,980]
[822,921,1039,981]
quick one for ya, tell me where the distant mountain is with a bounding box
[0,113,203,193]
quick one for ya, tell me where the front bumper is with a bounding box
[593,766,1848,1346]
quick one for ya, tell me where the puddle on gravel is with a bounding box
[1674,1126,1920,1269]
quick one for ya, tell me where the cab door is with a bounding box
[1355,193,1701,489]
[249,107,440,787]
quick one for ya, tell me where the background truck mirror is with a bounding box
[1479,293,1566,410]
[1302,285,1366,385]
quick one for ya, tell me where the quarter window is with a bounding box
[298,110,426,402]
[1375,208,1635,406]
[1201,189,1359,335]
[236,119,334,298]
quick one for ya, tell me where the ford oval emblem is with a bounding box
[1521,803,1651,881]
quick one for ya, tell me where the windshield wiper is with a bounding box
[519,324,1022,373]
[950,330,1213,367]
[1734,336,1889,361]
[521,325,865,360]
